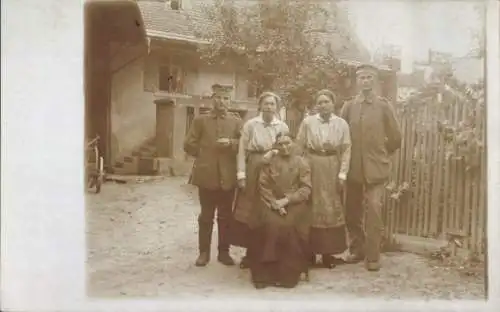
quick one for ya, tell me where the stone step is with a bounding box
[113,156,139,174]
[137,157,158,175]
[131,150,157,157]
[110,137,158,175]
[156,157,193,177]
[112,167,137,175]
[112,156,158,176]
[139,146,156,154]
[123,156,134,163]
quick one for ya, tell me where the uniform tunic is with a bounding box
[340,94,402,184]
[296,113,351,255]
[230,114,289,248]
[184,111,242,191]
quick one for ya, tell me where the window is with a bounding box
[199,107,211,115]
[247,80,261,99]
[247,73,273,98]
[315,10,328,31]
[158,64,185,93]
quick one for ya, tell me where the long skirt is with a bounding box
[249,203,310,288]
[307,153,348,255]
[229,153,265,248]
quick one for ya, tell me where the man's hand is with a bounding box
[216,138,231,148]
[237,178,246,189]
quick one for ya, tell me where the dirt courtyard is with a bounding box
[86,177,485,300]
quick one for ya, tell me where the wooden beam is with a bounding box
[391,233,476,260]
[153,93,257,111]
[110,42,147,73]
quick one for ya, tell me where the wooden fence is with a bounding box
[382,88,486,255]
[284,86,486,255]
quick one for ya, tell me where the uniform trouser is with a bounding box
[345,180,385,262]
[198,188,235,254]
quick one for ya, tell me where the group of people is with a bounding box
[183,63,402,289]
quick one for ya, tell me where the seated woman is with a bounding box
[249,133,312,289]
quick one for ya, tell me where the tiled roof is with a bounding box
[138,1,200,42]
[137,0,369,62]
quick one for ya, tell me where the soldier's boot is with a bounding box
[195,221,213,267]
[364,238,381,272]
[365,199,384,272]
[364,225,382,272]
[216,220,235,266]
[365,260,381,272]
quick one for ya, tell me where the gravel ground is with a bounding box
[86,177,486,300]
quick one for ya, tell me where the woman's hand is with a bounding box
[237,178,246,189]
[271,198,288,216]
[338,178,345,195]
[273,197,289,216]
[262,149,278,164]
[275,197,289,208]
[278,207,287,216]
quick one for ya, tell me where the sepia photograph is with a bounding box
[83,0,490,303]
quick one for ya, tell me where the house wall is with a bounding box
[110,56,156,162]
[144,45,259,160]
[147,48,254,101]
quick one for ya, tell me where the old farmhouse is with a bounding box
[85,0,396,175]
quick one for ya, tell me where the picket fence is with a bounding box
[381,89,486,256]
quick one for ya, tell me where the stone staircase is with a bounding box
[111,138,159,175]
[109,138,195,177]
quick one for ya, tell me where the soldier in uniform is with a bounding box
[184,83,243,267]
[340,64,402,271]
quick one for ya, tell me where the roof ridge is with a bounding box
[138,0,370,63]
[184,3,210,39]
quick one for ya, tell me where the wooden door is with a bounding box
[155,103,174,158]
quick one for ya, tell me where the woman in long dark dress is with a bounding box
[249,133,312,289]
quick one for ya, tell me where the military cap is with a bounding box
[211,83,233,95]
[355,63,379,75]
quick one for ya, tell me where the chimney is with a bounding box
[168,0,191,10]
[170,0,181,10]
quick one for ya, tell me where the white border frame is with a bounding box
[1,0,499,311]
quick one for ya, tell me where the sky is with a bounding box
[340,0,484,73]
